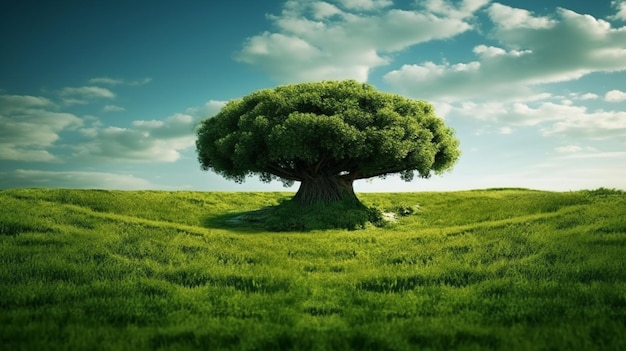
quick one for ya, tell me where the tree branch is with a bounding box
[352,165,413,180]
[266,164,301,181]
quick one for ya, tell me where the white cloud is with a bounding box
[75,113,197,163]
[425,0,492,19]
[0,94,82,162]
[61,86,115,98]
[311,2,342,19]
[487,2,556,29]
[385,6,626,101]
[0,92,224,166]
[132,78,152,86]
[610,0,626,21]
[446,98,626,142]
[88,77,125,85]
[542,108,626,139]
[186,100,227,118]
[103,104,125,112]
[88,77,152,86]
[555,145,583,153]
[236,0,488,82]
[132,113,196,139]
[336,0,392,11]
[0,169,154,190]
[605,89,626,102]
[0,94,53,112]
[579,93,599,100]
[473,45,530,58]
[60,86,115,104]
[473,45,506,57]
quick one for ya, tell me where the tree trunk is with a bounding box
[292,175,361,207]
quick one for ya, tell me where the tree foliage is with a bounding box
[196,80,460,206]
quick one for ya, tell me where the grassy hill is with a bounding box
[1,188,625,350]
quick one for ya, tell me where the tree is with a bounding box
[196,80,460,208]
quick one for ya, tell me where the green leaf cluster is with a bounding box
[196,80,460,185]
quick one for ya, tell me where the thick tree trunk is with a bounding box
[292,175,361,207]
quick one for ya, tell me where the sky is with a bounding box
[1,0,625,192]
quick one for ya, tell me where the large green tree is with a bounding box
[196,80,460,207]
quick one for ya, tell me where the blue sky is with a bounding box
[1,0,625,192]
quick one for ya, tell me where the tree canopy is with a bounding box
[196,80,460,206]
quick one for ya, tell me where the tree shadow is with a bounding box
[202,207,277,233]
[202,200,388,232]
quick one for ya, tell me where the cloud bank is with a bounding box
[0,169,155,190]
[0,94,82,162]
[236,0,491,82]
[385,4,626,101]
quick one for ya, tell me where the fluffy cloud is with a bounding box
[56,77,152,107]
[0,94,53,112]
[88,77,152,86]
[186,100,227,118]
[0,89,223,165]
[132,114,196,140]
[0,95,82,162]
[487,2,555,29]
[605,89,626,102]
[610,0,626,21]
[103,104,125,112]
[87,77,125,85]
[425,0,493,19]
[385,5,626,101]
[578,93,599,100]
[60,86,115,104]
[0,169,154,190]
[75,113,197,163]
[73,100,227,163]
[542,108,626,139]
[236,0,489,82]
[443,97,626,141]
[336,0,392,11]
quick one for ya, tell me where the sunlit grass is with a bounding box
[1,188,625,350]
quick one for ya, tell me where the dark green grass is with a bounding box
[1,188,625,350]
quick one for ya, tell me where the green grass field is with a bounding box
[1,188,625,350]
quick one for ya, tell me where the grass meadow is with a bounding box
[1,188,625,350]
